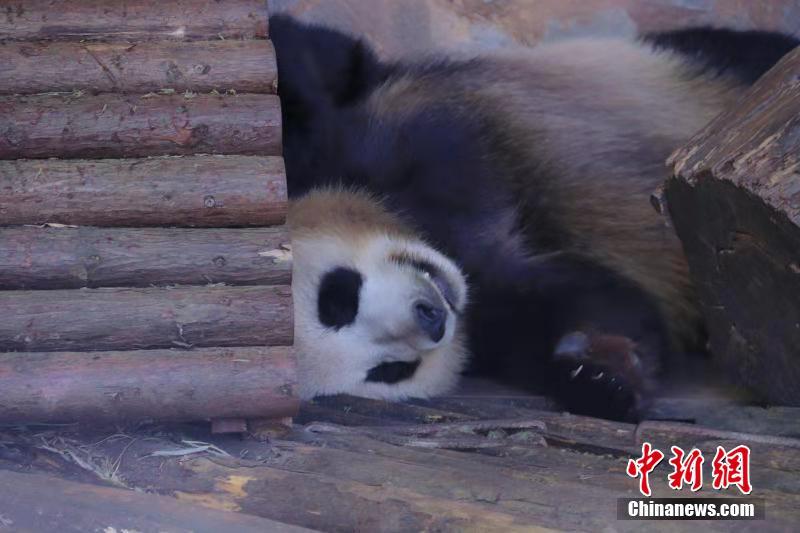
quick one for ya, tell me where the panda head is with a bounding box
[292,227,469,401]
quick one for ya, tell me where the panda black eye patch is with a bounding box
[318,267,363,329]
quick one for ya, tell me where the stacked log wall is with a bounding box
[0,0,297,425]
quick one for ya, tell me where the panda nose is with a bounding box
[414,300,446,343]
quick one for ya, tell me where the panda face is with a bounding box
[292,231,468,400]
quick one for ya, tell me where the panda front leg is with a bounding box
[468,252,669,422]
[535,253,670,422]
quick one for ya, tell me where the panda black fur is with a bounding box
[274,17,799,421]
[290,187,469,400]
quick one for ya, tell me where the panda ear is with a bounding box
[270,14,390,114]
[318,267,363,330]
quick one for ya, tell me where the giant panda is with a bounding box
[290,187,469,400]
[274,16,800,421]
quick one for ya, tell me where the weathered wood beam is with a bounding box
[0,225,291,290]
[0,469,309,532]
[0,346,298,423]
[301,394,636,453]
[0,0,269,42]
[666,46,800,405]
[0,156,287,226]
[0,93,281,159]
[0,40,278,95]
[0,285,293,352]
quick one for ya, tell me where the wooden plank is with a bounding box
[0,285,293,352]
[666,46,800,405]
[0,346,297,423]
[0,156,287,227]
[298,394,475,427]
[0,225,291,290]
[303,419,547,451]
[0,0,269,42]
[292,428,631,494]
[0,93,281,159]
[0,39,278,95]
[0,469,311,533]
[301,394,636,454]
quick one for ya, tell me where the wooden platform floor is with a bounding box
[1,378,798,532]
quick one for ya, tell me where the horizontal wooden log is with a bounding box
[0,40,278,95]
[0,0,268,42]
[0,156,287,226]
[303,394,637,454]
[0,346,298,423]
[0,285,293,352]
[666,46,800,405]
[304,420,547,451]
[0,93,281,159]
[0,226,291,290]
[0,469,309,533]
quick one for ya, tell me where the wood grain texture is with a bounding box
[0,93,281,159]
[666,46,800,406]
[0,346,298,423]
[0,156,287,226]
[0,39,278,95]
[0,0,269,42]
[0,285,293,352]
[0,225,291,289]
[0,469,310,533]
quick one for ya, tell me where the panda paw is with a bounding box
[551,331,655,422]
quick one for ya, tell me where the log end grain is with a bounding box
[666,47,800,405]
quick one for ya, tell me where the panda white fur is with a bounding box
[289,187,468,400]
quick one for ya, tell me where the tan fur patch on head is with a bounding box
[289,186,412,238]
